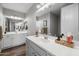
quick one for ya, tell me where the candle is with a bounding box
[67,34,73,44]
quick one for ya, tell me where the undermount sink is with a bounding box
[35,35,57,39]
[34,35,57,43]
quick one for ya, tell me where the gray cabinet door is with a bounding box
[30,42,47,56]
[61,4,78,40]
[27,39,47,56]
[2,33,26,49]
[28,42,40,56]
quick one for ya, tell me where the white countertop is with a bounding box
[26,35,79,56]
[4,31,27,35]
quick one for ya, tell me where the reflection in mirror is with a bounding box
[36,16,48,35]
[15,21,28,31]
[5,18,10,32]
[5,17,28,33]
[43,20,47,27]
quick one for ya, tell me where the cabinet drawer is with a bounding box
[27,39,54,56]
[28,45,40,56]
[31,47,40,56]
[29,40,47,56]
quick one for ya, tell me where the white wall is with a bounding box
[24,4,37,35]
[61,4,79,41]
[25,15,36,35]
[0,5,5,34]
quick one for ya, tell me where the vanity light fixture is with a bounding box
[5,15,24,20]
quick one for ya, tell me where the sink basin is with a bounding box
[34,35,57,43]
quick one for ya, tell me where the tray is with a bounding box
[55,39,74,48]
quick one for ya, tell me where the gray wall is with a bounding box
[58,16,60,35]
[50,13,59,36]
[61,4,79,41]
[78,4,79,33]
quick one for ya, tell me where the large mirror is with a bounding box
[36,16,48,34]
[5,17,28,33]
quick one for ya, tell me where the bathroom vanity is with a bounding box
[26,35,79,56]
[2,31,27,49]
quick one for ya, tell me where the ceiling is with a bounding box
[50,3,72,15]
[36,3,72,16]
[1,3,33,13]
[1,3,72,18]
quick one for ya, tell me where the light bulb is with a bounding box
[36,5,41,9]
